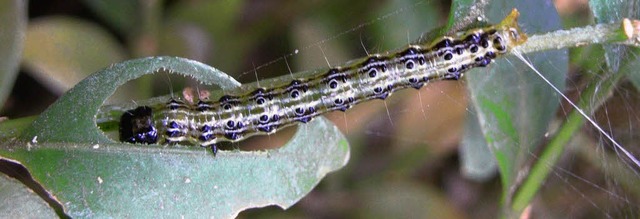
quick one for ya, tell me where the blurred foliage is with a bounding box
[0,0,26,110]
[1,0,639,218]
[22,16,126,94]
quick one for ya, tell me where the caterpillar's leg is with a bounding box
[211,144,218,156]
[201,143,218,156]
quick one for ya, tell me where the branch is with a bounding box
[514,18,640,54]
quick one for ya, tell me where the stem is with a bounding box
[514,21,635,54]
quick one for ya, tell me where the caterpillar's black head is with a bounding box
[119,106,158,144]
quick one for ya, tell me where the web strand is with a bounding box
[512,50,640,170]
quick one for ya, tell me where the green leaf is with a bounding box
[2,57,350,217]
[0,0,27,109]
[464,0,567,209]
[2,118,349,218]
[0,174,56,218]
[447,0,488,32]
[460,108,497,182]
[22,16,126,94]
[373,0,442,58]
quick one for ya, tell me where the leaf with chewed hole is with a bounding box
[0,57,350,217]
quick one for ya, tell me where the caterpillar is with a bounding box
[119,9,527,155]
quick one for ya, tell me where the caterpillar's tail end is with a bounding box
[499,8,528,48]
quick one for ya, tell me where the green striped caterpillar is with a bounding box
[119,9,527,155]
